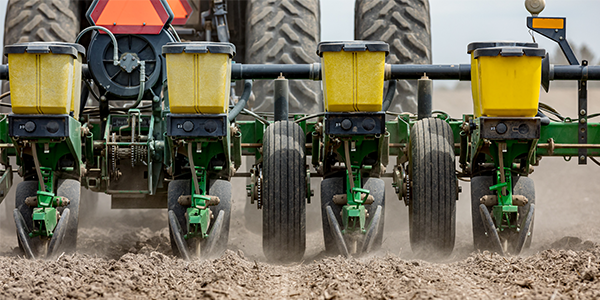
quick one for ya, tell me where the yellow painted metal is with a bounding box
[474,55,542,117]
[321,51,385,112]
[470,52,483,117]
[166,52,231,114]
[71,53,83,119]
[8,51,81,115]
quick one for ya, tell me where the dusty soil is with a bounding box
[0,88,600,299]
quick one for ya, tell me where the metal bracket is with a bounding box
[578,61,589,164]
[527,17,578,65]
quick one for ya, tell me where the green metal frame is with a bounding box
[7,116,82,239]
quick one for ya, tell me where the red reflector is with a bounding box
[88,0,173,35]
[166,0,192,25]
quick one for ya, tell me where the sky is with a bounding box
[0,0,598,66]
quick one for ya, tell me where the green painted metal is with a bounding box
[489,167,518,230]
[8,115,83,240]
[31,207,57,238]
[185,167,211,239]
[538,122,600,156]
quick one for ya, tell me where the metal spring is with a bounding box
[131,145,147,167]
[111,132,117,177]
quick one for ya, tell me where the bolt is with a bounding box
[113,22,116,26]
[559,36,564,40]
[580,155,586,161]
[580,109,587,116]
[555,29,559,33]
[143,22,146,26]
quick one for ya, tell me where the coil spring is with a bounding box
[131,145,147,167]
[111,133,118,178]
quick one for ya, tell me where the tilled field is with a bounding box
[1,88,600,299]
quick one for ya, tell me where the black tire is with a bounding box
[207,179,232,254]
[47,207,69,258]
[245,0,322,114]
[56,179,80,253]
[15,181,39,255]
[168,179,191,258]
[513,176,535,249]
[2,0,81,96]
[168,179,232,257]
[471,176,493,250]
[408,118,456,257]
[321,177,385,254]
[320,177,344,254]
[479,203,503,255]
[354,0,432,113]
[262,120,306,262]
[472,175,536,252]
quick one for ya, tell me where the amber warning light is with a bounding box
[87,0,174,35]
[531,17,564,30]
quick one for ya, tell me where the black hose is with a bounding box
[382,80,396,112]
[79,81,90,118]
[228,80,253,122]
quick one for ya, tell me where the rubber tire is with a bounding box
[408,118,456,257]
[2,0,81,96]
[472,175,536,252]
[320,177,385,255]
[56,179,80,253]
[471,176,493,250]
[354,0,432,113]
[480,203,503,255]
[262,120,306,262]
[513,176,535,249]
[207,179,232,255]
[168,179,191,258]
[15,181,40,255]
[320,177,344,254]
[168,179,232,257]
[245,0,323,114]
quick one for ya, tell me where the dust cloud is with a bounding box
[0,88,599,298]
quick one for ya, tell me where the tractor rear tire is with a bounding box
[262,120,306,262]
[245,0,322,114]
[56,179,80,253]
[2,0,81,97]
[354,0,432,113]
[409,118,456,257]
